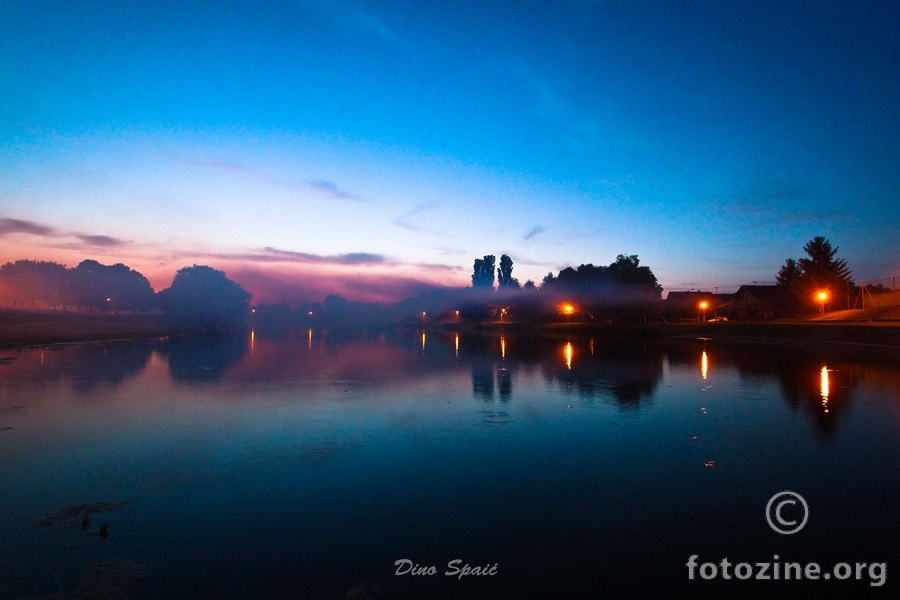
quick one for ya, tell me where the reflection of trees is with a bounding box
[541,338,664,408]
[472,361,495,401]
[459,333,663,409]
[666,340,858,439]
[498,367,512,402]
[157,334,247,382]
[64,342,154,393]
[773,360,856,440]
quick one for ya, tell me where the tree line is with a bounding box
[0,260,250,327]
[0,235,860,331]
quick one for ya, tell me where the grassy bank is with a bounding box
[0,309,196,349]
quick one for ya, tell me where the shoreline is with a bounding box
[437,319,900,359]
[2,309,899,358]
[0,309,197,349]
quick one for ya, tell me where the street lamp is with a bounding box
[561,304,575,322]
[699,300,708,322]
[816,291,828,316]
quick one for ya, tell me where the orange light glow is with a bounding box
[562,304,575,315]
[701,351,708,380]
[699,301,708,310]
[500,336,507,359]
[565,341,573,369]
[249,329,255,352]
[421,331,426,353]
[817,291,828,301]
[820,366,830,412]
[454,332,459,357]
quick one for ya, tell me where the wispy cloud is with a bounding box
[308,179,362,202]
[523,225,546,240]
[168,155,366,202]
[0,217,55,236]
[262,247,385,265]
[0,216,127,247]
[393,203,448,236]
[302,0,403,47]
[77,234,126,247]
[178,247,388,267]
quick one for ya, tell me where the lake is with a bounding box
[1,329,898,598]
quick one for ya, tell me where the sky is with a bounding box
[1,0,898,303]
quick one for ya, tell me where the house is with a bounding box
[722,285,788,321]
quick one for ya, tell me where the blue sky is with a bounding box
[2,0,898,302]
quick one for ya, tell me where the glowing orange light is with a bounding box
[565,341,573,369]
[699,301,709,310]
[454,332,459,357]
[421,331,426,352]
[562,304,575,315]
[816,290,829,315]
[249,329,255,352]
[701,351,708,380]
[820,366,830,412]
[308,328,313,350]
[500,336,506,359]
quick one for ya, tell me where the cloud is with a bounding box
[77,234,127,247]
[0,215,129,248]
[392,203,448,236]
[168,154,365,202]
[261,247,385,265]
[716,181,846,225]
[524,225,546,240]
[303,0,403,47]
[308,179,363,201]
[0,217,55,236]
[228,265,455,304]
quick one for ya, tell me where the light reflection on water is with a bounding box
[0,331,898,598]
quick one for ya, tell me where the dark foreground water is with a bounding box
[1,330,898,599]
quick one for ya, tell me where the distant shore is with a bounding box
[461,319,900,359]
[0,309,196,349]
[2,308,899,358]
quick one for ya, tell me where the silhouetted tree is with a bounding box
[0,260,70,308]
[158,265,251,328]
[472,255,496,288]
[777,236,853,312]
[798,236,852,288]
[497,254,520,289]
[70,260,155,312]
[776,258,802,288]
[539,255,662,322]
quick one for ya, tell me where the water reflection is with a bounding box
[665,341,864,439]
[701,350,709,380]
[156,334,247,382]
[821,366,830,413]
[3,332,899,600]
[0,331,894,435]
[472,361,495,401]
[0,342,153,394]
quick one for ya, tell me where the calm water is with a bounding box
[1,330,898,599]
